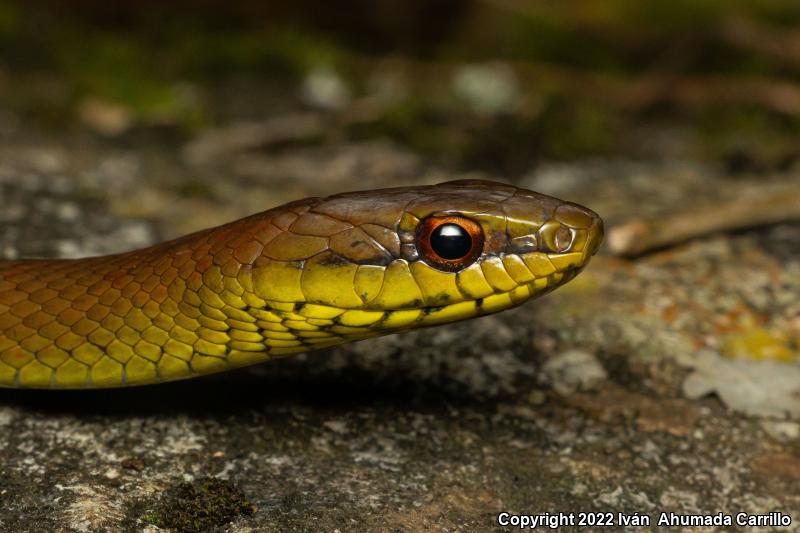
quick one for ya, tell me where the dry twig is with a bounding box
[608,184,800,257]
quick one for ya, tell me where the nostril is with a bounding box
[554,226,574,252]
[537,220,573,252]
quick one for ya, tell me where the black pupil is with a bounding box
[430,223,472,260]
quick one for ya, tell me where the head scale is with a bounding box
[233,180,603,352]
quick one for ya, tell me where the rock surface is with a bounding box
[0,135,799,532]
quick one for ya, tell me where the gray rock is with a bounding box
[541,349,608,395]
[683,350,800,419]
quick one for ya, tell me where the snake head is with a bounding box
[246,179,603,347]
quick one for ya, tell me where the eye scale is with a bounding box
[430,223,472,259]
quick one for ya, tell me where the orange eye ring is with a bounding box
[415,216,484,272]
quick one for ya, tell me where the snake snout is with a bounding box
[552,202,603,257]
[585,216,604,257]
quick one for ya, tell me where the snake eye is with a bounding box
[431,224,471,259]
[416,216,484,272]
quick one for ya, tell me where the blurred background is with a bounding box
[1,0,799,172]
[1,2,799,531]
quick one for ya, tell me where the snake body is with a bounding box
[0,180,603,388]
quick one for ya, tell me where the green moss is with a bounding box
[133,25,342,125]
[150,477,255,533]
[0,6,348,127]
[139,511,159,525]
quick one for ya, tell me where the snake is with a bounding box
[0,179,603,389]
